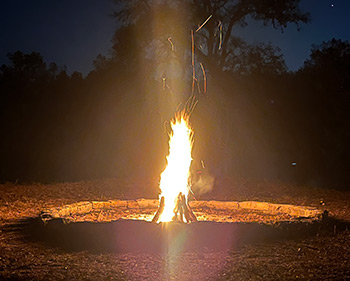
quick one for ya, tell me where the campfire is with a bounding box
[35,16,327,255]
[152,108,198,223]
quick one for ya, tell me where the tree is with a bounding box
[229,42,287,75]
[295,39,350,187]
[301,38,350,91]
[110,0,310,180]
[0,51,52,84]
[111,0,309,76]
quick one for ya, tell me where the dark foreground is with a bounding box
[1,178,350,280]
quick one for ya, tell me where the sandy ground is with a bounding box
[1,177,350,280]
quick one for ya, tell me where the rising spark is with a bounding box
[200,63,207,93]
[191,30,195,94]
[218,21,223,50]
[195,15,213,32]
[168,37,175,51]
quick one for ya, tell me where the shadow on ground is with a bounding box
[5,216,350,254]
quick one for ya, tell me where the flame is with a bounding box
[158,111,194,222]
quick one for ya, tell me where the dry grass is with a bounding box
[0,177,350,280]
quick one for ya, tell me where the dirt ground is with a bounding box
[1,177,350,280]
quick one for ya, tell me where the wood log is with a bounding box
[152,192,198,223]
[174,193,197,223]
[152,196,165,223]
[181,194,192,222]
[183,194,197,222]
[178,195,184,223]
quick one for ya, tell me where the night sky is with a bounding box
[1,0,349,75]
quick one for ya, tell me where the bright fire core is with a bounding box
[158,112,194,222]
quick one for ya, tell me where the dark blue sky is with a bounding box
[1,0,349,75]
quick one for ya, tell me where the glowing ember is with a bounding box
[158,111,194,222]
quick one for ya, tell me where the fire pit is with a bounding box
[41,199,322,224]
[35,199,325,253]
[35,100,324,253]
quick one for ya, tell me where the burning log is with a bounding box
[151,196,165,223]
[183,194,197,222]
[176,193,197,223]
[152,193,197,223]
[154,108,198,223]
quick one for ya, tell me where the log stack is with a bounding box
[152,192,197,223]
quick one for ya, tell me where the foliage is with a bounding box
[301,38,350,91]
[0,4,349,190]
[111,0,308,76]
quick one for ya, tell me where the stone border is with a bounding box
[41,199,323,222]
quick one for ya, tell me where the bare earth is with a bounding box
[1,178,350,280]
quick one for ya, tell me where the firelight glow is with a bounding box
[158,111,194,222]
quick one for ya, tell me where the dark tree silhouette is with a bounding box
[108,0,311,181]
[301,38,350,91]
[1,5,349,191]
[228,42,287,75]
[294,39,350,188]
[112,0,309,76]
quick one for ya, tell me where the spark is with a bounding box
[218,21,223,50]
[168,37,174,51]
[196,78,201,94]
[166,83,174,95]
[191,30,195,94]
[200,63,207,93]
[195,15,213,32]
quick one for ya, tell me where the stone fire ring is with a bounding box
[41,199,323,223]
[34,200,326,252]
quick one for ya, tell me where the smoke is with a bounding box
[191,173,215,196]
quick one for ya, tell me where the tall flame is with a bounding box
[158,111,194,222]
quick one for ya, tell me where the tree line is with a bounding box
[0,0,349,189]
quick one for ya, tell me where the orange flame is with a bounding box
[158,111,194,222]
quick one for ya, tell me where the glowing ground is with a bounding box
[40,199,323,224]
